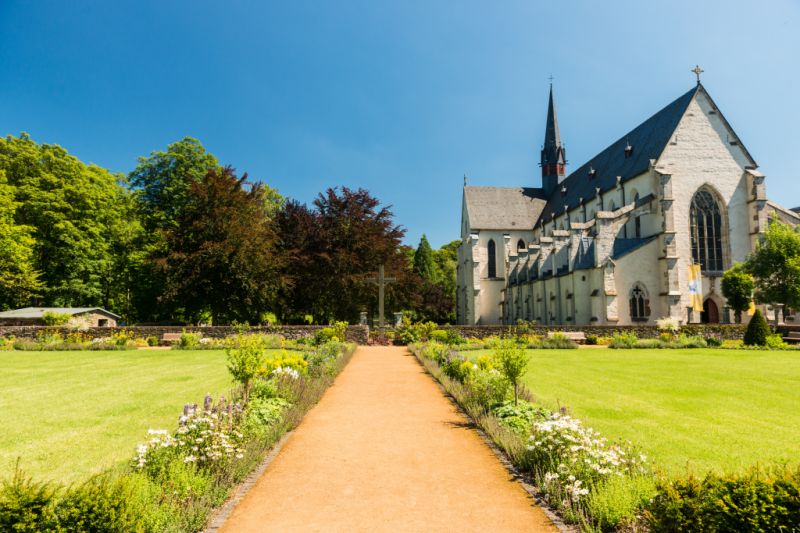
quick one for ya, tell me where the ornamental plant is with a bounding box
[744,309,769,346]
[225,335,265,399]
[492,339,530,405]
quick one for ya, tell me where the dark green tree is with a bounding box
[721,264,755,323]
[158,167,287,324]
[745,220,800,320]
[413,235,435,280]
[743,309,769,346]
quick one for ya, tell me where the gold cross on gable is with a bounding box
[691,65,704,84]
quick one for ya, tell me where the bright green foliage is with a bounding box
[744,309,769,346]
[646,469,800,532]
[413,234,435,280]
[491,400,547,434]
[745,220,800,314]
[721,264,755,323]
[0,134,129,308]
[0,171,41,309]
[40,311,70,326]
[225,335,265,396]
[492,339,530,405]
[129,137,219,233]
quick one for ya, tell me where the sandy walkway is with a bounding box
[219,346,557,532]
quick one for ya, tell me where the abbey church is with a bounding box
[457,75,800,326]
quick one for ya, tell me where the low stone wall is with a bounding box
[436,324,747,340]
[0,325,371,345]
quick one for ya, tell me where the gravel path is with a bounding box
[219,346,557,532]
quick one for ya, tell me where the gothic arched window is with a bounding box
[487,239,497,278]
[517,239,526,251]
[690,190,724,272]
[630,283,650,322]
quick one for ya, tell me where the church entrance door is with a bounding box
[701,299,719,324]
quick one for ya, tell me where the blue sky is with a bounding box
[1,1,798,248]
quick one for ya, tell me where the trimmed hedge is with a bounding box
[646,469,800,532]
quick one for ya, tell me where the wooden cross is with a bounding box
[367,264,396,331]
[691,65,704,84]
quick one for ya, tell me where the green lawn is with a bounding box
[470,348,800,474]
[0,349,233,484]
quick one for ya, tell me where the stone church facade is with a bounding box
[457,81,800,326]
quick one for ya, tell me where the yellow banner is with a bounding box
[687,264,703,312]
[747,299,756,316]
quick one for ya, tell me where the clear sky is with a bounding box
[1,1,798,248]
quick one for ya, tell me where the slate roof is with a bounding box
[464,186,547,230]
[0,307,121,319]
[537,84,701,223]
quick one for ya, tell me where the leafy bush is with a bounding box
[429,329,448,343]
[146,336,159,346]
[0,467,57,530]
[225,334,265,396]
[54,478,133,532]
[765,333,788,349]
[243,397,291,436]
[314,327,337,345]
[395,318,437,344]
[463,368,509,411]
[634,339,663,349]
[177,330,202,349]
[493,339,530,405]
[539,332,578,349]
[491,400,547,434]
[609,332,638,349]
[585,334,598,345]
[744,309,770,346]
[41,311,71,326]
[586,474,657,531]
[705,336,722,347]
[646,468,800,532]
[258,351,309,377]
[673,334,707,349]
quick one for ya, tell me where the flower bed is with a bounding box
[0,338,355,532]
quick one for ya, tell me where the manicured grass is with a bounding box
[0,349,235,484]
[467,348,800,474]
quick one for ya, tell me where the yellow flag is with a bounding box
[687,264,703,312]
[747,299,756,316]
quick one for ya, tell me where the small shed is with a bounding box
[0,307,121,327]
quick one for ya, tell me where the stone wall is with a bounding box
[436,324,747,341]
[0,325,370,345]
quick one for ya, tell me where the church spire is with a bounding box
[541,82,567,196]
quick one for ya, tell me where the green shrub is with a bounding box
[54,478,133,532]
[0,467,57,531]
[491,400,548,434]
[646,468,800,532]
[314,327,338,345]
[673,334,707,349]
[395,318,437,345]
[609,332,638,349]
[705,336,722,347]
[243,397,291,435]
[441,353,473,383]
[765,333,788,349]
[146,336,159,347]
[493,339,530,405]
[744,309,770,346]
[586,474,657,531]
[634,338,663,349]
[225,334,265,397]
[539,332,578,349]
[585,334,598,345]
[41,311,71,326]
[463,369,509,411]
[331,321,348,343]
[429,329,448,343]
[177,330,201,349]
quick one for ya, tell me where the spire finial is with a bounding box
[548,74,554,85]
[463,174,467,187]
[691,65,704,85]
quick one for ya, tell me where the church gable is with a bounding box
[656,86,757,174]
[463,186,547,230]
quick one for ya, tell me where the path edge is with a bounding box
[407,348,578,533]
[202,428,295,532]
